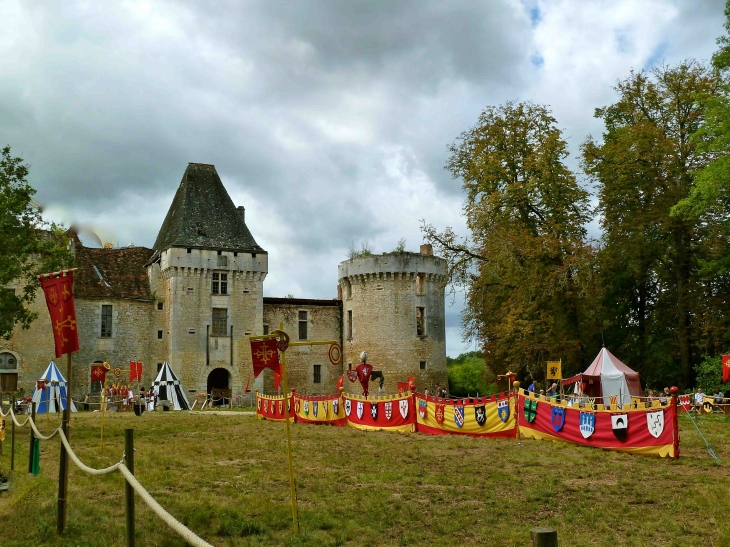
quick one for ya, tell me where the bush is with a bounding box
[694,355,724,394]
[447,351,496,397]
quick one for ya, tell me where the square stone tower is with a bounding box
[147,163,267,397]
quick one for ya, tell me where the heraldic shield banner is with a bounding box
[416,394,517,438]
[292,393,346,426]
[517,392,679,458]
[255,393,294,422]
[343,393,415,433]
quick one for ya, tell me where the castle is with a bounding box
[0,163,448,400]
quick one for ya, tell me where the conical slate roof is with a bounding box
[154,163,265,253]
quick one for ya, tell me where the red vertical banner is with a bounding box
[38,270,79,357]
[722,355,730,384]
[129,361,142,383]
[250,339,281,378]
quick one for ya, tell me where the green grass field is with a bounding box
[0,410,728,547]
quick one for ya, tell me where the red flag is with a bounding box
[723,355,730,384]
[336,375,344,391]
[36,380,45,391]
[244,373,251,393]
[274,371,281,391]
[38,270,80,357]
[92,365,108,382]
[250,339,281,378]
[129,361,142,383]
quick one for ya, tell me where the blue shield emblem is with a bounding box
[579,412,595,438]
[497,399,510,422]
[551,407,565,432]
[333,399,339,415]
[322,400,328,416]
[313,401,318,417]
[454,406,465,428]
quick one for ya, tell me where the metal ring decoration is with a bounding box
[328,343,342,365]
[271,329,290,352]
[114,367,122,378]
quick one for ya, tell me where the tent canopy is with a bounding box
[152,362,191,410]
[562,348,642,405]
[32,361,77,413]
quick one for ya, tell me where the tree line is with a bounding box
[424,5,730,389]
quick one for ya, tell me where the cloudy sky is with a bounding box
[0,0,725,356]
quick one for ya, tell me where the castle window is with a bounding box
[298,310,308,340]
[416,274,425,295]
[347,310,353,340]
[157,302,163,311]
[157,330,163,340]
[313,364,322,384]
[212,308,228,337]
[187,248,192,253]
[263,324,269,335]
[157,362,163,373]
[234,252,238,257]
[217,254,228,267]
[212,273,228,294]
[420,361,427,370]
[416,307,426,336]
[101,305,113,338]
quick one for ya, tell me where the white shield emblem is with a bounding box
[357,401,364,419]
[399,399,409,419]
[384,401,393,420]
[579,412,595,439]
[646,410,664,438]
[333,399,339,415]
[344,399,351,417]
[303,401,309,416]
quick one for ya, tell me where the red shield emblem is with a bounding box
[435,404,445,425]
[347,370,358,382]
[45,286,59,307]
[295,399,301,414]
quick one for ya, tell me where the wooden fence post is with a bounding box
[531,527,558,547]
[125,428,135,547]
[10,401,15,471]
[28,402,35,475]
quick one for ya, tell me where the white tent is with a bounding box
[32,361,77,413]
[151,362,191,410]
[563,348,642,405]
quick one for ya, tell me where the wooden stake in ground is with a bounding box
[57,351,73,534]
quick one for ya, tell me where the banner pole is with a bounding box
[100,376,107,454]
[278,322,299,534]
[57,351,73,534]
[10,391,15,471]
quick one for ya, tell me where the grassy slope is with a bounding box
[0,410,728,547]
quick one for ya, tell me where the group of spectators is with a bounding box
[80,385,158,412]
[423,383,448,398]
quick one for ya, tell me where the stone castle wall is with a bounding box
[262,300,342,395]
[338,251,448,393]
[153,246,267,398]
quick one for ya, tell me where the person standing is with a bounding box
[528,381,536,393]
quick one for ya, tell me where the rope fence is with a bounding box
[0,403,214,547]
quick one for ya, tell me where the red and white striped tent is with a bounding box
[562,348,642,405]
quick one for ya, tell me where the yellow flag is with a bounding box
[546,361,562,380]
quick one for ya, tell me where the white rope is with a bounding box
[28,416,61,440]
[56,429,123,476]
[117,465,214,547]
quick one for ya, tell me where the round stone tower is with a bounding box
[338,244,448,392]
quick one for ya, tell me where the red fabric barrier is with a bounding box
[517,391,678,458]
[343,392,416,432]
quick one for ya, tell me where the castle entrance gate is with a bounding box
[207,368,231,407]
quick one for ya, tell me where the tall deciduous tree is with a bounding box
[423,102,595,380]
[0,146,73,339]
[583,62,725,387]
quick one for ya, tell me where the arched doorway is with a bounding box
[207,368,231,407]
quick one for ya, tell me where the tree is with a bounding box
[446,351,496,397]
[583,62,725,387]
[0,146,73,339]
[422,102,596,380]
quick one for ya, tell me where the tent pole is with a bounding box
[57,351,73,534]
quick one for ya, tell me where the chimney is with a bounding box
[420,244,433,256]
[237,206,245,223]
